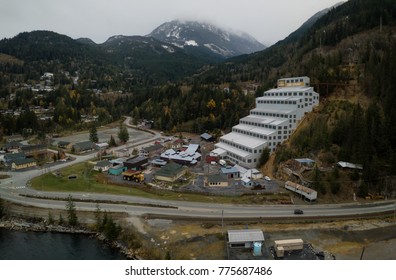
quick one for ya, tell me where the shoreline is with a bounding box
[0,217,140,260]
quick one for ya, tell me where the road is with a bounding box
[1,120,396,219]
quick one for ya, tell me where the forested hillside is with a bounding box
[0,0,395,196]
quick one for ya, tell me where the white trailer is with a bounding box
[285,181,317,201]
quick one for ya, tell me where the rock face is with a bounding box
[149,20,266,59]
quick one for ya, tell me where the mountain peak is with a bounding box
[149,20,265,58]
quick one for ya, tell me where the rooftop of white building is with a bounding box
[250,108,296,115]
[215,142,251,158]
[233,124,276,136]
[241,115,288,126]
[221,131,267,149]
[256,96,304,102]
[265,86,312,93]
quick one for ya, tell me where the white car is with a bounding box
[264,176,271,181]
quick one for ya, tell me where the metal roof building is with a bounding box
[285,181,317,201]
[228,229,265,248]
[337,161,363,170]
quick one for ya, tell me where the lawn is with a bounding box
[30,162,290,204]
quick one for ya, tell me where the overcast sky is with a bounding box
[0,0,345,45]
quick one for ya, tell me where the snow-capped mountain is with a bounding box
[149,20,266,59]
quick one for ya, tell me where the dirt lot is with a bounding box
[123,216,396,260]
[55,127,152,144]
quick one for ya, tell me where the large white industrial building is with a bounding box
[213,77,319,168]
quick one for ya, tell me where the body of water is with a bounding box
[0,229,126,260]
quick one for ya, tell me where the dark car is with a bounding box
[294,209,304,215]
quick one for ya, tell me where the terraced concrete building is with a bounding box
[213,77,319,168]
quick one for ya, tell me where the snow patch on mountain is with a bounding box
[185,40,198,46]
[149,20,266,58]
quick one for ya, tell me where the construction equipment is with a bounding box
[122,170,144,183]
[365,193,385,200]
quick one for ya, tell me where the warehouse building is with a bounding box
[214,77,319,168]
[153,162,187,182]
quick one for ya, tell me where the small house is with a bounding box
[72,141,95,154]
[227,229,265,248]
[11,158,37,171]
[221,166,240,179]
[57,141,70,149]
[94,160,112,172]
[206,174,229,187]
[245,168,262,180]
[294,158,316,168]
[241,177,254,188]
[200,132,214,142]
[20,144,47,157]
[3,141,23,153]
[140,143,163,157]
[108,165,127,176]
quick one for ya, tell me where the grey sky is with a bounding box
[0,0,345,45]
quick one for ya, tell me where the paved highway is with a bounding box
[1,120,395,219]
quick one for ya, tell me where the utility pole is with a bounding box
[221,209,224,229]
[360,246,365,260]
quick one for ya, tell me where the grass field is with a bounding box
[30,162,291,204]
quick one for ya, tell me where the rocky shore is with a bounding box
[0,218,140,260]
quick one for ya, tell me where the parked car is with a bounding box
[264,176,271,181]
[294,209,304,215]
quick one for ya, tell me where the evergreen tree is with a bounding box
[330,168,341,195]
[103,214,121,241]
[313,166,326,195]
[118,124,129,143]
[89,122,99,143]
[65,195,78,227]
[108,135,117,147]
[58,213,64,225]
[48,211,54,225]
